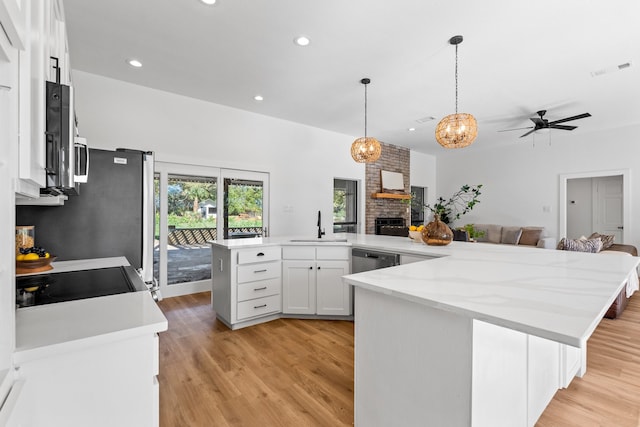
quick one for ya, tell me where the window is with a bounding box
[334,179,358,233]
[222,177,265,239]
[411,186,426,226]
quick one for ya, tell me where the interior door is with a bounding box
[593,175,623,242]
[220,169,269,239]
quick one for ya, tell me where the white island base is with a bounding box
[355,287,580,427]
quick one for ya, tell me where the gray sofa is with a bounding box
[468,224,556,249]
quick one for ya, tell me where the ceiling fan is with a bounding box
[499,110,592,138]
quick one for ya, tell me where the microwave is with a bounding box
[44,81,88,195]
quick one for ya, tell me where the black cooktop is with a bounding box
[16,266,138,308]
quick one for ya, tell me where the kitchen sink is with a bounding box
[289,238,348,243]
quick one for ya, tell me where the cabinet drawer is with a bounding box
[316,246,350,260]
[237,278,281,302]
[237,246,281,264]
[237,261,281,284]
[237,294,281,320]
[282,246,316,260]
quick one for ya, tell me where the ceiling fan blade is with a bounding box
[520,129,538,138]
[497,126,534,133]
[548,113,591,125]
[549,124,577,131]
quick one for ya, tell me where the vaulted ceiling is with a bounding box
[63,0,640,155]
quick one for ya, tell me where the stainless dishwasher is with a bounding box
[351,248,400,273]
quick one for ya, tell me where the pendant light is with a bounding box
[435,35,478,149]
[351,78,381,163]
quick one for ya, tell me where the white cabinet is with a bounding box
[282,259,316,314]
[282,246,351,316]
[472,320,579,427]
[11,0,72,199]
[15,0,46,197]
[212,245,282,329]
[317,260,351,315]
[0,15,20,423]
[14,333,160,427]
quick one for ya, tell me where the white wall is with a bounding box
[410,150,437,204]
[435,124,640,246]
[72,71,437,237]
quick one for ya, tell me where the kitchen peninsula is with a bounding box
[212,234,639,426]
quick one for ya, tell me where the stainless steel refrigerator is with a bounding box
[16,148,155,284]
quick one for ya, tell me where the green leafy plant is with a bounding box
[424,184,483,225]
[459,223,485,241]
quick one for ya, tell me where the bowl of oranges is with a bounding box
[408,225,425,242]
[16,247,55,274]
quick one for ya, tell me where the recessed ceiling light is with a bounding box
[254,95,264,101]
[408,128,416,132]
[127,59,142,68]
[294,36,311,47]
[200,0,216,5]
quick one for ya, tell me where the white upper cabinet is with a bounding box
[0,0,27,50]
[13,0,71,198]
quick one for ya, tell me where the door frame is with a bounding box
[559,169,630,243]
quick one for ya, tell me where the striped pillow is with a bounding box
[588,232,615,250]
[557,237,603,253]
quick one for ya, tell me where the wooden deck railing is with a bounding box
[167,227,262,246]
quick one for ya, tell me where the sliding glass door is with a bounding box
[154,164,269,298]
[155,163,219,297]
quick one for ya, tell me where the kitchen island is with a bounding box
[341,239,639,427]
[13,257,167,427]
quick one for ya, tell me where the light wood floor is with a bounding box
[158,292,640,426]
[158,292,354,426]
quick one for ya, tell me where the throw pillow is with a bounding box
[486,224,503,244]
[588,232,615,250]
[519,227,543,246]
[501,226,523,245]
[558,237,603,253]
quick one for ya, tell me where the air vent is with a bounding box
[591,61,632,77]
[415,116,435,123]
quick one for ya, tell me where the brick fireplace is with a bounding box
[364,142,410,234]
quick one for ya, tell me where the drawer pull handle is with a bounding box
[257,252,265,256]
[254,286,267,291]
[309,266,313,270]
[254,269,267,273]
[254,304,267,309]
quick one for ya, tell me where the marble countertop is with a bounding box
[14,257,168,363]
[343,239,639,347]
[212,233,639,347]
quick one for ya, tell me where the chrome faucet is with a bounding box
[317,210,325,239]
